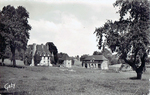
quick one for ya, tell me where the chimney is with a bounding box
[30,43,36,66]
[32,43,37,56]
[41,44,44,49]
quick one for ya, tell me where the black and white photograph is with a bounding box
[0,0,150,95]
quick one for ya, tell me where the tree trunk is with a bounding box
[135,53,146,79]
[136,69,143,79]
[2,57,5,66]
[11,47,16,67]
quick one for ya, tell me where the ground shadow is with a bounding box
[129,77,141,80]
[129,77,147,81]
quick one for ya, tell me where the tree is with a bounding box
[46,42,58,65]
[0,32,7,65]
[34,51,41,66]
[93,51,102,55]
[76,55,80,60]
[57,52,69,58]
[94,0,150,79]
[80,54,89,61]
[0,5,31,67]
[57,52,69,64]
[24,53,32,66]
[0,10,7,65]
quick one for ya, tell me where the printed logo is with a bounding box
[4,83,15,91]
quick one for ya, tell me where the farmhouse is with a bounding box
[25,43,52,66]
[58,54,72,68]
[82,55,109,70]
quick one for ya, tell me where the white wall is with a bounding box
[64,60,72,68]
[101,61,108,70]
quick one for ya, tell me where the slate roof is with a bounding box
[36,44,51,56]
[58,54,72,60]
[26,44,51,57]
[83,55,108,61]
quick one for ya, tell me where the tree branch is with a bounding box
[133,48,139,64]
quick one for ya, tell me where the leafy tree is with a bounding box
[34,51,41,66]
[19,49,25,61]
[0,10,7,65]
[80,54,89,61]
[57,52,69,64]
[57,52,69,58]
[46,42,58,65]
[102,48,112,61]
[0,5,31,67]
[94,0,150,79]
[24,53,32,66]
[0,33,6,65]
[76,55,80,60]
[93,51,102,55]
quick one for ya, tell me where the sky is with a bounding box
[0,0,120,56]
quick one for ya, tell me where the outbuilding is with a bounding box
[58,55,72,68]
[82,55,109,70]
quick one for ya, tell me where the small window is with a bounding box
[90,59,94,62]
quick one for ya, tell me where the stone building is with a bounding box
[58,53,72,68]
[82,55,109,70]
[25,43,52,66]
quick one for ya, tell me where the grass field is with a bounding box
[0,60,150,95]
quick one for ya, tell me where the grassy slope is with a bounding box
[0,65,150,95]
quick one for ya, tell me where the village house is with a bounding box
[82,55,109,70]
[25,43,53,66]
[61,57,72,68]
[58,53,73,68]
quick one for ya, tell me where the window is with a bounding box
[90,59,95,62]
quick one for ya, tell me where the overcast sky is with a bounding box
[0,0,119,56]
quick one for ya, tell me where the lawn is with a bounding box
[0,61,150,95]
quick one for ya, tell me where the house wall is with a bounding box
[64,60,72,68]
[39,56,52,66]
[82,61,101,69]
[82,60,108,69]
[28,43,52,66]
[101,61,109,70]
